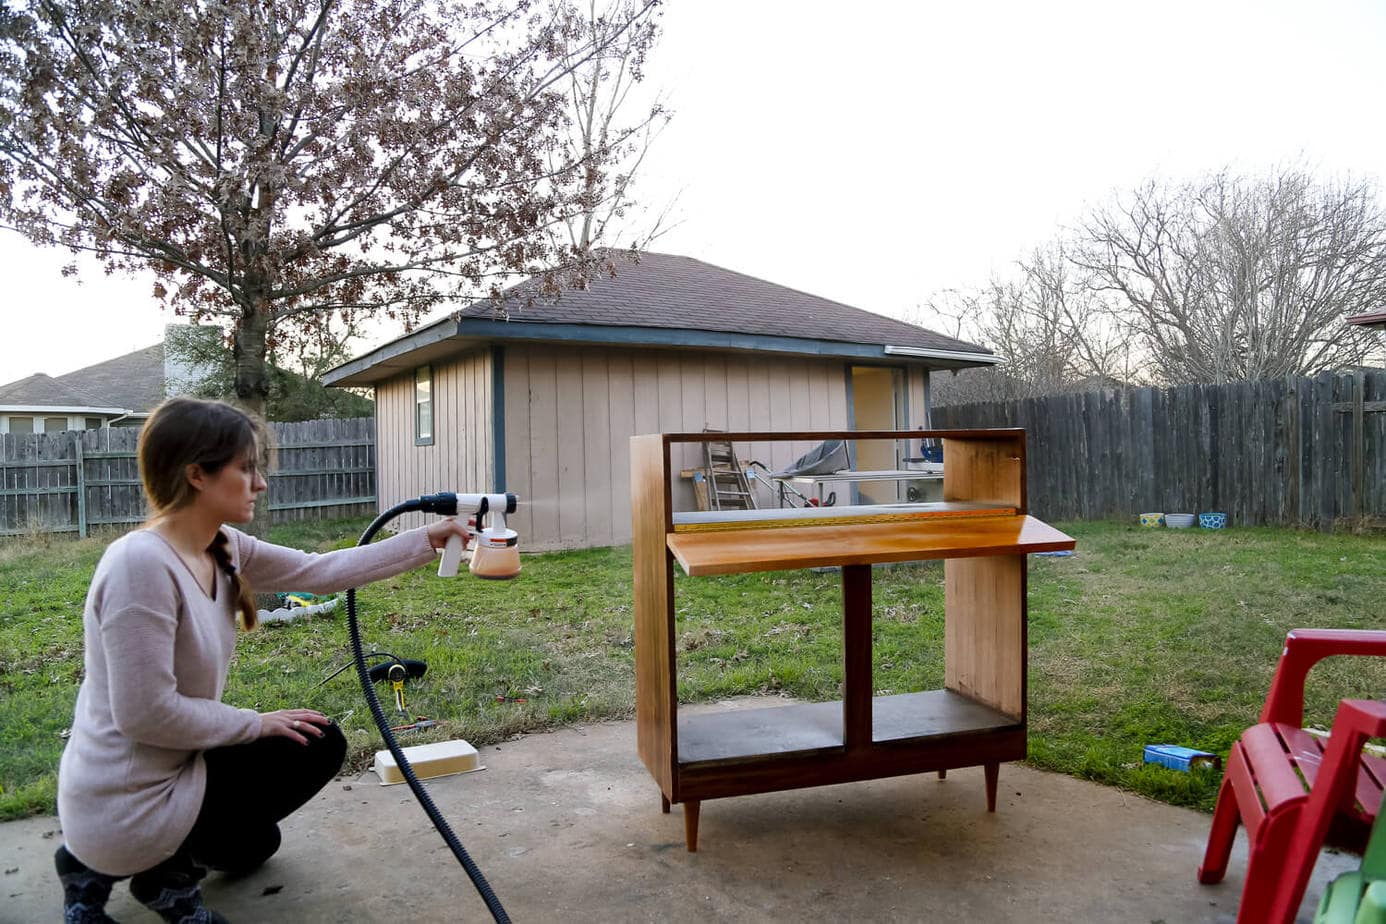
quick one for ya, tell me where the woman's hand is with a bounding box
[426,516,474,551]
[259,709,332,745]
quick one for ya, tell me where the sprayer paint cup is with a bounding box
[469,527,521,580]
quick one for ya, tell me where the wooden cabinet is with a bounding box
[630,429,1074,851]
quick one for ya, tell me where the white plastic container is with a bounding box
[373,739,482,784]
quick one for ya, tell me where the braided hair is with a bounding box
[209,529,258,630]
[138,397,265,630]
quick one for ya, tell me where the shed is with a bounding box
[324,251,999,551]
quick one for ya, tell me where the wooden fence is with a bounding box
[933,371,1386,530]
[0,418,376,537]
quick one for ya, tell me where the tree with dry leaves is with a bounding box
[0,0,662,419]
[1074,167,1386,384]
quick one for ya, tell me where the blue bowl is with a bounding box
[1199,512,1228,529]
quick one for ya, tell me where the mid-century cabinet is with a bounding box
[630,428,1075,851]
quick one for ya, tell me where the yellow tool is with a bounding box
[388,662,408,714]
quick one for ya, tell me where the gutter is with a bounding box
[0,404,132,415]
[326,320,1005,387]
[884,345,1004,364]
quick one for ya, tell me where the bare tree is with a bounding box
[553,0,672,253]
[0,0,661,421]
[918,244,1134,405]
[1074,167,1386,384]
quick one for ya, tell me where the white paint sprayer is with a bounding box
[436,492,521,580]
[344,489,523,922]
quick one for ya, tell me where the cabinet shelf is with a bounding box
[678,690,1021,766]
[668,513,1072,576]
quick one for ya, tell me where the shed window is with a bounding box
[85,417,103,430]
[8,416,33,435]
[44,417,67,434]
[415,366,433,445]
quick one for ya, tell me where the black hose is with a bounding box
[345,499,511,923]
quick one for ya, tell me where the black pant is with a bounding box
[181,722,347,873]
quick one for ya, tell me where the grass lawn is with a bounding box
[1,518,1382,822]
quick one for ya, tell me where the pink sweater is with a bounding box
[57,525,437,876]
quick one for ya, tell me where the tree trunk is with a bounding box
[233,302,272,539]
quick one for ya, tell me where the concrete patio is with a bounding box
[0,700,1354,922]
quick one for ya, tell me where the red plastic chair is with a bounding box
[1199,629,1386,924]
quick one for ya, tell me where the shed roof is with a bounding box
[326,251,997,386]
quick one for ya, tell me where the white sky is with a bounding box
[4,0,1386,381]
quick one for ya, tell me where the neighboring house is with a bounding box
[325,251,999,552]
[1348,310,1386,331]
[0,325,215,434]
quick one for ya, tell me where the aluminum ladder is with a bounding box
[702,438,757,510]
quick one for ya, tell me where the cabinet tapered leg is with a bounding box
[984,762,999,812]
[684,800,701,852]
[661,794,670,814]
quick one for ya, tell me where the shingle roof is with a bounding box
[0,373,105,407]
[55,343,166,412]
[459,250,990,355]
[0,343,165,412]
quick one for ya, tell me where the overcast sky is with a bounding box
[4,0,1385,381]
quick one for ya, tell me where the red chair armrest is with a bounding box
[1261,631,1386,726]
[1299,699,1386,825]
[1333,699,1386,740]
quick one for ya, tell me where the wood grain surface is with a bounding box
[666,514,1074,576]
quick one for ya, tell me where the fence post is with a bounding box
[75,438,87,539]
[1352,369,1365,526]
[1285,375,1301,526]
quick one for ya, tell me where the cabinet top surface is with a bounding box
[666,514,1075,576]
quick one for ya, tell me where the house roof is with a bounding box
[56,343,166,412]
[0,343,165,414]
[0,373,103,408]
[1348,310,1386,330]
[326,251,998,387]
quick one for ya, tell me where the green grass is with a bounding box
[1,518,1383,821]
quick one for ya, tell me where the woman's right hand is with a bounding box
[259,708,331,745]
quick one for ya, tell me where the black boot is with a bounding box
[54,845,120,924]
[128,851,228,924]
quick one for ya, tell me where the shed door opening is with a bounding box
[850,366,905,504]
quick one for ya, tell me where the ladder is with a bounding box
[702,437,757,510]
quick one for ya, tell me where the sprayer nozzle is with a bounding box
[418,492,459,515]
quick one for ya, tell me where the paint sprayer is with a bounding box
[436,492,521,580]
[344,490,520,923]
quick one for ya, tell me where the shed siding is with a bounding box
[907,366,931,427]
[503,344,851,551]
[374,349,494,531]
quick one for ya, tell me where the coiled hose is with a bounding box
[345,496,510,923]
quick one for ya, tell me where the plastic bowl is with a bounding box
[1165,513,1196,529]
[1139,512,1165,528]
[1199,512,1228,529]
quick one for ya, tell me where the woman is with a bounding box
[54,398,467,923]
